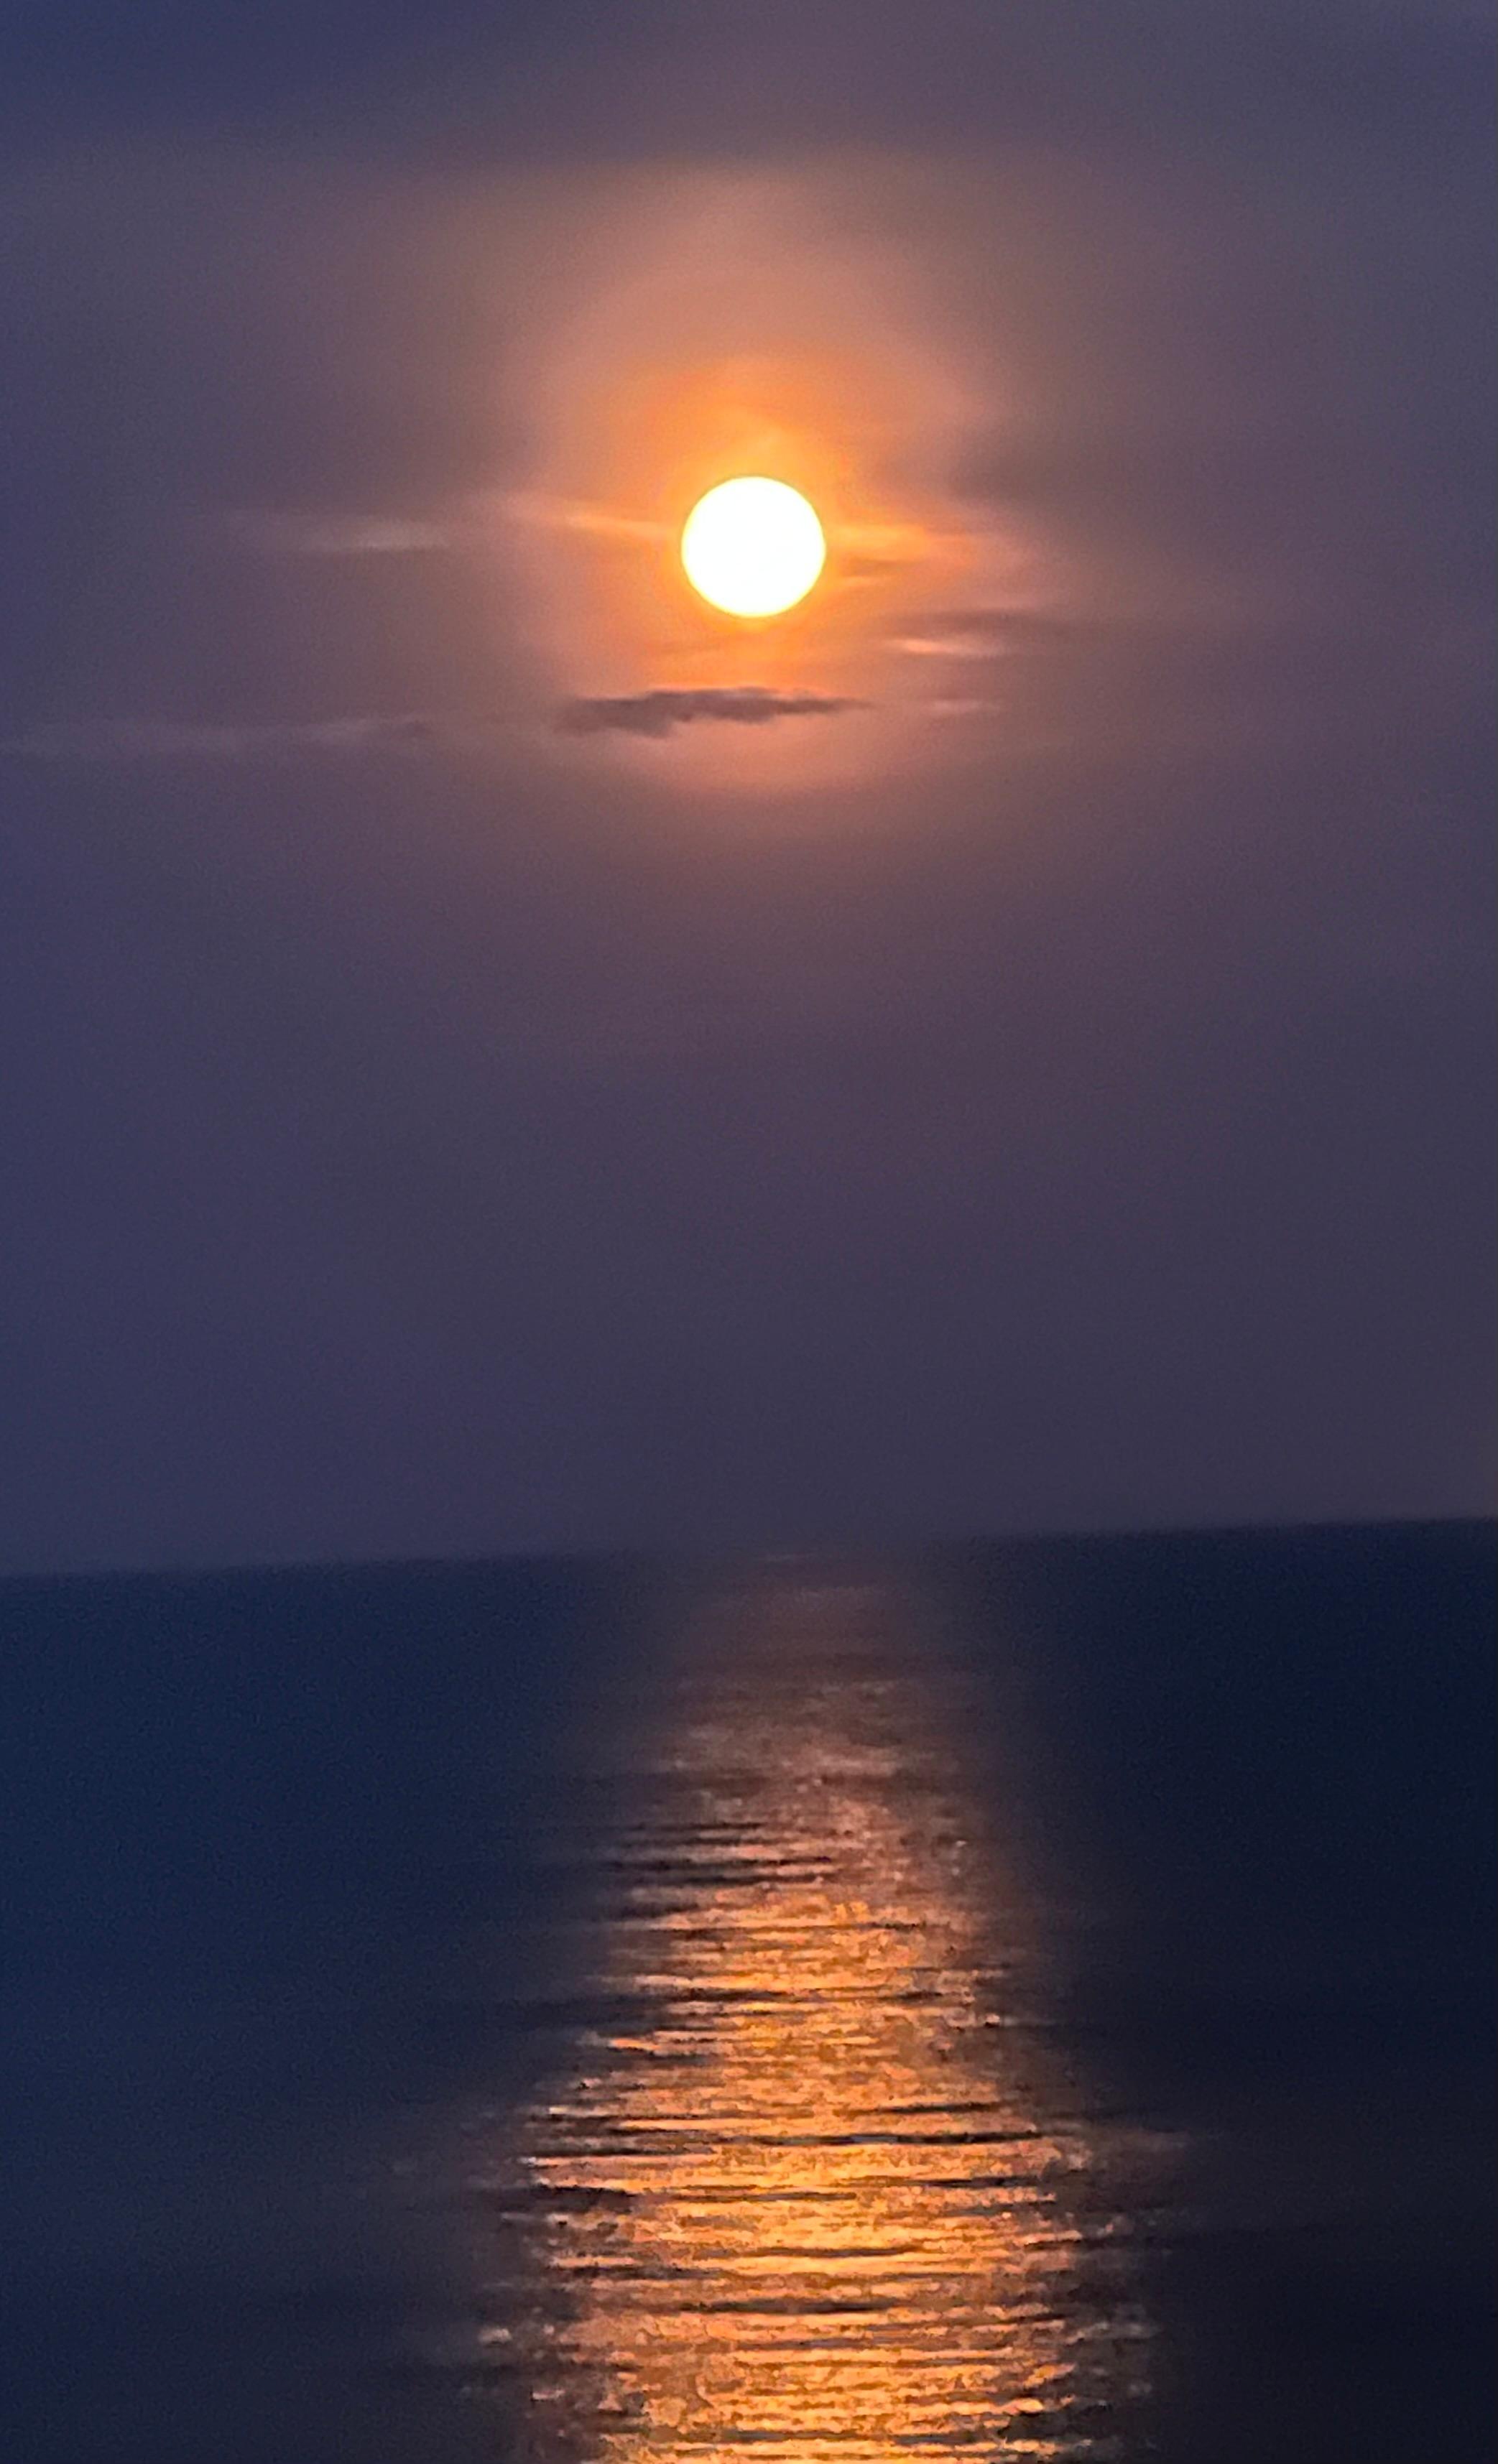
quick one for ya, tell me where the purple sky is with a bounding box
[1,0,1492,1570]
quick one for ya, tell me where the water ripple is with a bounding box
[461,1575,1160,2460]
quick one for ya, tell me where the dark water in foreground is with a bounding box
[2,1525,1493,2463]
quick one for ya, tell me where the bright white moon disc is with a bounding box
[680,477,826,618]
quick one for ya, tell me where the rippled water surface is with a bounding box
[468,1575,1156,2458]
[1,1527,1492,2463]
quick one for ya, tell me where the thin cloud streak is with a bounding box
[894,608,1086,659]
[223,511,457,557]
[555,687,867,738]
[5,715,493,762]
[503,492,673,544]
[8,695,871,761]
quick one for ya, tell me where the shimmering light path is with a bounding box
[465,1573,1157,2458]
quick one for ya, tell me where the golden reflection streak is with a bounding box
[479,1578,1151,2460]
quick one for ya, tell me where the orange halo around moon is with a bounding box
[512,335,1003,784]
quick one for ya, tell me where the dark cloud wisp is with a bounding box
[555,687,866,738]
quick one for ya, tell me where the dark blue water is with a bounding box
[1,1526,1492,2463]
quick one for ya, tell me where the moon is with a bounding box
[680,477,826,619]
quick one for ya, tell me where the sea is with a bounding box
[1,1523,1492,2464]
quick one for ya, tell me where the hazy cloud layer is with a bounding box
[556,688,866,738]
[0,0,1491,1568]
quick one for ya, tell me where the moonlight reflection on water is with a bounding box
[467,1573,1158,2460]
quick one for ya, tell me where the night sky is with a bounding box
[2,1,1492,1572]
